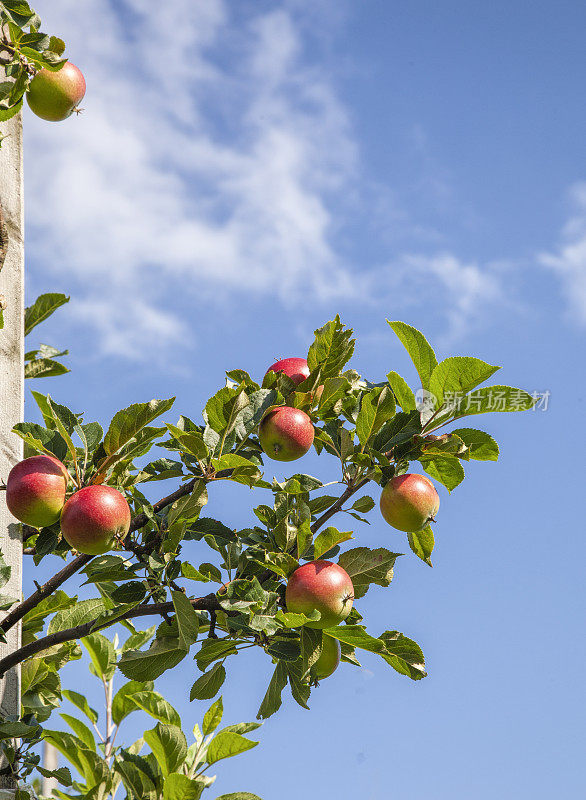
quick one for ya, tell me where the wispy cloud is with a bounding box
[387,253,502,345]
[25,0,506,360]
[538,182,586,326]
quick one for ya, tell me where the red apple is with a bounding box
[26,62,86,122]
[265,357,310,386]
[6,454,69,528]
[60,485,131,555]
[380,473,439,532]
[314,634,341,680]
[285,560,354,629]
[258,406,314,461]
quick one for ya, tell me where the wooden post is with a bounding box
[42,742,58,796]
[0,111,24,796]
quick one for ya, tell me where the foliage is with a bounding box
[24,293,70,380]
[22,637,261,800]
[0,0,67,130]
[0,305,533,796]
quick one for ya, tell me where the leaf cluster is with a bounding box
[0,1,67,126]
[0,315,534,797]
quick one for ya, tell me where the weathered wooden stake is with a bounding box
[0,111,24,796]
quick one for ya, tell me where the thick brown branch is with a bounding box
[0,594,222,676]
[0,553,92,634]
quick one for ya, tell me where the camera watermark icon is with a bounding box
[414,388,437,413]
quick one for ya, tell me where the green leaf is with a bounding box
[46,397,77,464]
[316,376,351,414]
[118,638,187,681]
[337,547,399,597]
[113,759,157,800]
[211,453,262,483]
[387,371,416,411]
[36,766,72,787]
[22,590,75,636]
[326,625,386,654]
[313,527,353,560]
[196,639,244,671]
[190,662,226,701]
[257,661,287,720]
[285,659,311,709]
[165,423,208,460]
[420,455,464,491]
[206,731,258,765]
[112,679,155,726]
[220,722,262,736]
[202,697,223,735]
[450,427,499,460]
[307,316,355,379]
[172,591,200,650]
[130,691,181,727]
[81,421,103,452]
[373,410,422,452]
[0,550,11,590]
[181,563,213,582]
[251,551,299,580]
[59,713,95,751]
[0,99,23,122]
[62,690,98,724]
[24,358,69,379]
[356,385,396,445]
[378,630,427,680]
[278,473,323,494]
[104,398,175,455]
[0,721,39,739]
[0,594,17,610]
[163,774,207,800]
[30,391,77,432]
[168,481,208,527]
[144,723,187,777]
[429,357,500,408]
[49,35,66,55]
[275,609,319,629]
[215,795,263,800]
[387,320,438,389]
[122,626,156,653]
[301,628,322,675]
[205,386,250,455]
[47,598,108,634]
[407,525,434,567]
[232,388,279,442]
[42,730,90,775]
[24,293,69,336]
[111,581,147,604]
[351,495,375,514]
[82,633,116,680]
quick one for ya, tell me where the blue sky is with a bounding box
[21,1,585,798]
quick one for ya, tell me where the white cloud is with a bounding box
[26,0,359,355]
[366,253,503,346]
[25,0,505,360]
[538,182,586,326]
[70,298,188,361]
